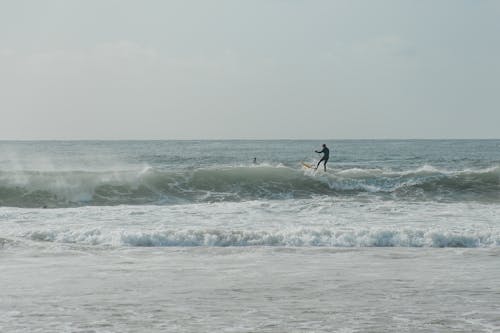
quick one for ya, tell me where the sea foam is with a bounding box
[18,227,499,248]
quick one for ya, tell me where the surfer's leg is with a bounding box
[316,157,325,170]
[323,158,329,171]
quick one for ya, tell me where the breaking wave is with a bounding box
[0,164,499,207]
[23,227,500,248]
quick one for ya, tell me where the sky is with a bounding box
[0,0,499,140]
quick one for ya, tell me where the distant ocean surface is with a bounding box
[1,140,499,332]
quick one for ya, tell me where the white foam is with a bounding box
[2,198,498,249]
[15,227,499,248]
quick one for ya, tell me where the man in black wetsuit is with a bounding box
[315,144,330,171]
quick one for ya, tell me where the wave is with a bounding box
[22,227,500,248]
[0,164,499,207]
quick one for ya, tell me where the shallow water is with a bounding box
[1,247,499,332]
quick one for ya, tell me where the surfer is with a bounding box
[315,144,329,171]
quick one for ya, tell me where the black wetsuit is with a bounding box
[315,146,330,170]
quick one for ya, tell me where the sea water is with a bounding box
[1,140,499,332]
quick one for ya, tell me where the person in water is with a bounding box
[315,144,329,171]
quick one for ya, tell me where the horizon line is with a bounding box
[1,138,499,142]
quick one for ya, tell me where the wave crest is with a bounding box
[0,165,498,207]
[22,227,500,248]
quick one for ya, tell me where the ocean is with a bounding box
[1,140,499,332]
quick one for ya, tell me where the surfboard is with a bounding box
[301,162,314,169]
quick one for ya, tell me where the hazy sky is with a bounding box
[1,0,499,139]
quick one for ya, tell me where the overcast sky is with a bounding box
[1,0,499,139]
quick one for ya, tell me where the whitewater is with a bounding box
[1,140,499,332]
